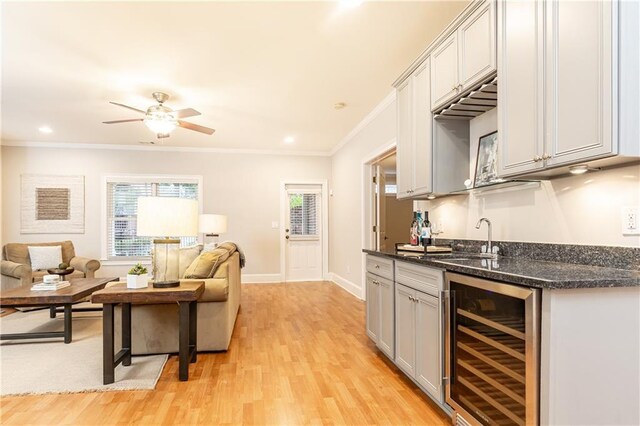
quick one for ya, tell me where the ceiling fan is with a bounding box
[103,92,215,139]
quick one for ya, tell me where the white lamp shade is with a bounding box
[199,214,228,234]
[136,197,199,237]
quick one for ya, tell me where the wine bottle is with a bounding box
[421,211,432,247]
[410,212,418,245]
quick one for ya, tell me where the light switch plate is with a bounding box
[621,206,640,235]
[271,221,279,229]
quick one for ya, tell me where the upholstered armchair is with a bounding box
[1,241,100,291]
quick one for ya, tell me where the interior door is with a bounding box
[284,185,322,282]
[376,166,387,251]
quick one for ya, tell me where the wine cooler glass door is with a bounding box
[444,273,540,426]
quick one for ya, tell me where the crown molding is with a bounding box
[0,140,331,157]
[328,89,396,157]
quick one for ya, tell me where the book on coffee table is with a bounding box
[32,281,71,291]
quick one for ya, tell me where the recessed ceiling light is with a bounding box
[284,136,295,144]
[340,0,364,9]
[334,102,347,110]
[38,126,53,134]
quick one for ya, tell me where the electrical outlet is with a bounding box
[622,206,640,235]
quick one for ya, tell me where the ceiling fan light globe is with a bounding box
[144,106,177,134]
[144,117,177,134]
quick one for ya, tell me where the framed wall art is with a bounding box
[21,174,85,234]
[474,131,499,187]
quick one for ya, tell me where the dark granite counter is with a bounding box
[363,248,640,289]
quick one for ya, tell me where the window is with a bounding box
[105,176,201,260]
[288,193,318,237]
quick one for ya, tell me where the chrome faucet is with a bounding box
[475,217,498,259]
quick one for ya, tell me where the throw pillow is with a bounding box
[28,245,63,271]
[179,244,203,278]
[184,248,230,279]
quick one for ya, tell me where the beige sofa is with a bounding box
[1,241,101,291]
[117,245,241,354]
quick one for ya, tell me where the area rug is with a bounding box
[0,305,167,396]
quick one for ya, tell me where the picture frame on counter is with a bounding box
[474,131,499,187]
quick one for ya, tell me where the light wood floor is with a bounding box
[0,282,450,425]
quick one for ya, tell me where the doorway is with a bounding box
[281,182,328,282]
[371,153,414,251]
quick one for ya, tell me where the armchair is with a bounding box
[1,241,100,291]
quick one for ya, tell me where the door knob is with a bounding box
[285,229,290,232]
[285,236,289,239]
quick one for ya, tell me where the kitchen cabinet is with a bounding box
[498,0,630,177]
[431,0,496,111]
[365,255,394,360]
[396,58,433,199]
[394,261,444,404]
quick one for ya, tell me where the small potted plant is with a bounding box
[127,263,149,289]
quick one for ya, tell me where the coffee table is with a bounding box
[0,277,118,343]
[91,281,204,384]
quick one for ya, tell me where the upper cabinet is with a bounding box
[396,59,433,199]
[431,0,496,111]
[499,0,639,178]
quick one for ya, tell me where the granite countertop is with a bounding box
[363,248,640,289]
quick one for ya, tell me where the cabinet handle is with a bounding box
[458,84,463,91]
[533,155,542,162]
[542,153,552,160]
[375,264,380,269]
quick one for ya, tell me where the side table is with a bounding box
[91,281,204,384]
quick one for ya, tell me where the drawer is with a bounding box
[395,261,444,297]
[366,255,394,280]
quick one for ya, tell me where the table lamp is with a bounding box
[199,214,228,246]
[137,197,198,288]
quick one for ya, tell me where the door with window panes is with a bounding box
[284,185,322,282]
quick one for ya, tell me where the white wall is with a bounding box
[329,98,397,297]
[1,145,332,280]
[417,110,640,248]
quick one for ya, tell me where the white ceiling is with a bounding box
[1,1,467,153]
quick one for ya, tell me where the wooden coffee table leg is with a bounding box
[103,303,115,385]
[122,303,132,366]
[179,301,189,381]
[63,304,72,343]
[189,301,197,363]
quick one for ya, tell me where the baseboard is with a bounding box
[241,273,283,284]
[329,272,363,300]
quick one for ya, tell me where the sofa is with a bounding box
[116,242,242,354]
[1,241,101,291]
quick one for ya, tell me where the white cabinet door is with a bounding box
[431,32,459,110]
[411,58,433,197]
[415,292,442,403]
[395,284,416,376]
[378,276,395,359]
[396,78,414,199]
[497,0,545,177]
[545,0,614,166]
[366,274,380,343]
[458,0,496,91]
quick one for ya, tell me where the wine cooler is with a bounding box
[444,272,540,426]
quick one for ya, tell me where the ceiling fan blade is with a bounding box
[178,120,215,135]
[173,108,201,119]
[109,101,146,114]
[103,118,144,124]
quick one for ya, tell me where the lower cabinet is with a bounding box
[394,279,443,404]
[366,272,395,359]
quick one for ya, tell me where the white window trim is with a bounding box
[101,173,203,262]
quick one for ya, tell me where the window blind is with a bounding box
[106,180,199,259]
[289,193,318,236]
